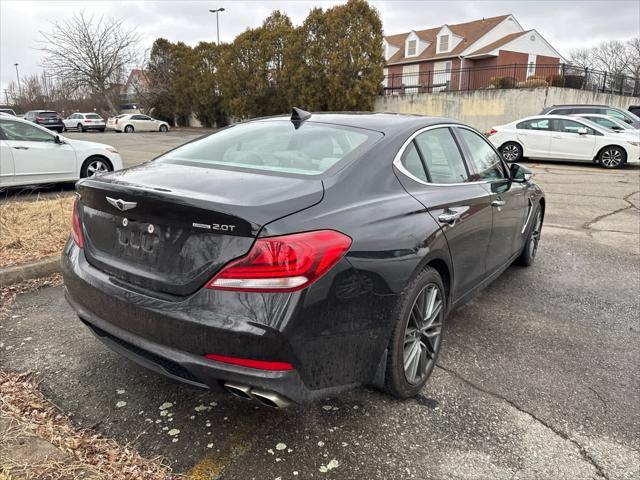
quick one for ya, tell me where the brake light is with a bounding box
[85,119,92,123]
[204,354,294,371]
[207,230,352,292]
[487,129,498,136]
[71,199,84,248]
[36,116,44,121]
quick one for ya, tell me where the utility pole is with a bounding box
[14,63,21,96]
[209,8,225,44]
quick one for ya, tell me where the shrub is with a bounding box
[489,76,516,89]
[517,76,549,88]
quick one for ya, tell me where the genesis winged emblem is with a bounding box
[106,197,137,212]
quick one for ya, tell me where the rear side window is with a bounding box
[517,119,550,130]
[86,114,101,119]
[414,128,468,184]
[159,120,380,176]
[400,142,428,182]
[457,128,506,181]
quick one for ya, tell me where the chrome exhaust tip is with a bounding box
[223,382,253,400]
[250,388,292,409]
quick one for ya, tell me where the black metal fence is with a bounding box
[382,63,640,97]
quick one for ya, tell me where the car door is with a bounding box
[139,115,155,131]
[0,118,77,184]
[395,126,494,299]
[550,118,598,160]
[455,126,527,273]
[516,118,552,157]
[0,135,16,187]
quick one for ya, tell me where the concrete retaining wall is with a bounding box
[374,87,637,132]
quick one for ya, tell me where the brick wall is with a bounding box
[497,50,529,82]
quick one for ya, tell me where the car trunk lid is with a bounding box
[76,161,324,296]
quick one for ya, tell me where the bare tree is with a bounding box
[39,11,141,114]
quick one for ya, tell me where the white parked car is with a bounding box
[488,115,640,169]
[0,115,123,187]
[570,114,638,134]
[63,112,106,132]
[106,114,169,133]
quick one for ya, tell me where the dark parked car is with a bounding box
[24,110,65,132]
[540,104,640,129]
[62,110,545,407]
[628,105,640,117]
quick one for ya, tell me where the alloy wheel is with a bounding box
[601,149,622,168]
[86,160,109,176]
[529,211,542,259]
[403,283,443,385]
[501,144,520,162]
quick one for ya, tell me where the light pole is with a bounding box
[209,8,225,44]
[14,63,21,96]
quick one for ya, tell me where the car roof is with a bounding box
[249,112,465,134]
[545,105,622,109]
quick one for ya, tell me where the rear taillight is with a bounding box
[206,230,352,292]
[36,116,44,121]
[85,119,92,123]
[115,118,119,125]
[487,129,498,136]
[71,199,84,248]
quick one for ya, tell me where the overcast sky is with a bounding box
[1,0,638,95]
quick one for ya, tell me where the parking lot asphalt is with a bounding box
[64,129,212,168]
[1,129,639,479]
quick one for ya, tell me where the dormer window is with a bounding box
[439,35,449,52]
[406,39,417,56]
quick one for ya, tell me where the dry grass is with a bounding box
[0,194,74,268]
[0,371,180,480]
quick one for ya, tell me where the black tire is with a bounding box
[77,123,84,132]
[124,125,134,133]
[159,124,168,133]
[599,146,626,169]
[99,128,105,132]
[62,126,67,132]
[80,156,113,178]
[500,142,523,163]
[385,267,445,399]
[515,205,543,266]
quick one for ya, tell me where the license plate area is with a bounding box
[116,221,160,259]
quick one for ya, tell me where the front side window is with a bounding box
[159,120,380,176]
[0,119,55,142]
[553,119,595,135]
[414,128,468,184]
[457,128,506,181]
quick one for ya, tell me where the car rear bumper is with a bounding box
[61,240,393,404]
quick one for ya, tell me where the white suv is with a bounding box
[63,113,106,132]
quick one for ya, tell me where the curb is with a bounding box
[0,256,62,287]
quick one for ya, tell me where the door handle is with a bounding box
[551,135,562,139]
[491,200,506,207]
[438,211,462,224]
[12,146,29,150]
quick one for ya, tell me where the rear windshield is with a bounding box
[40,111,58,117]
[158,120,381,176]
[86,114,102,119]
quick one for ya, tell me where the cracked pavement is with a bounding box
[1,151,639,479]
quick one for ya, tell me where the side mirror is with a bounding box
[611,126,622,131]
[54,135,64,145]
[510,163,532,183]
[577,127,588,135]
